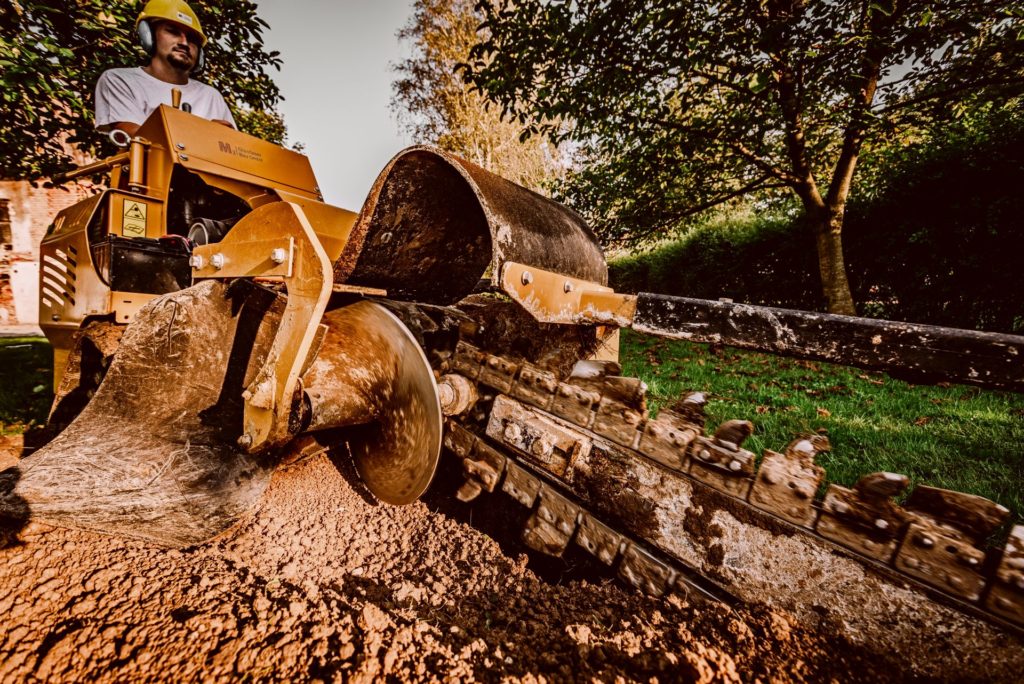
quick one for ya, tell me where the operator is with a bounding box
[95,0,235,136]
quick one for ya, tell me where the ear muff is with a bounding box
[191,47,205,76]
[137,20,156,56]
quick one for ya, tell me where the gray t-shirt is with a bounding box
[94,67,235,130]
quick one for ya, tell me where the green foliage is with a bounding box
[844,102,1024,332]
[0,0,284,179]
[0,337,52,427]
[467,0,1023,245]
[610,207,821,308]
[610,102,1024,332]
[620,331,1024,518]
[467,1,1023,313]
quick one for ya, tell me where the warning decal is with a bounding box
[122,200,147,237]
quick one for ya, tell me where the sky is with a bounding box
[256,1,417,209]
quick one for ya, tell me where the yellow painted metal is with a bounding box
[106,191,164,239]
[500,261,637,327]
[128,137,148,190]
[42,104,353,414]
[40,193,113,388]
[110,292,160,324]
[160,106,319,197]
[193,202,333,451]
[275,190,357,262]
[193,236,294,278]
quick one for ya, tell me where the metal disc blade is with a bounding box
[343,302,442,505]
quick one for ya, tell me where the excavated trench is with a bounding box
[0,435,935,683]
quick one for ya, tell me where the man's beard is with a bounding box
[167,49,194,71]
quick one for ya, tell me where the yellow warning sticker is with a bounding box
[122,199,147,237]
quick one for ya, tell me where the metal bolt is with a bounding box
[832,501,850,515]
[504,423,522,443]
[532,439,553,458]
[874,518,890,531]
[698,448,711,461]
[178,153,189,161]
[270,247,287,264]
[437,383,456,409]
[521,271,533,285]
[176,143,186,150]
[189,254,204,269]
[964,556,979,567]
[210,253,225,270]
[563,280,573,293]
[761,471,777,485]
[904,557,920,569]
[728,459,742,472]
[237,433,253,448]
[917,534,935,549]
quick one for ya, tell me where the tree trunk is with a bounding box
[812,208,856,315]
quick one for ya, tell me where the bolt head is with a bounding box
[874,518,890,531]
[698,448,711,461]
[270,247,287,264]
[917,534,935,549]
[503,424,522,442]
[176,143,186,150]
[521,271,533,285]
[210,253,225,269]
[237,433,253,448]
[563,280,573,293]
[728,459,742,472]
[832,501,850,515]
[189,254,204,269]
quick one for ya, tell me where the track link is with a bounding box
[443,341,1024,637]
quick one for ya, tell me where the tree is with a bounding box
[0,0,287,180]
[392,0,566,190]
[466,1,1023,314]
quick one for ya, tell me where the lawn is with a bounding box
[0,336,53,434]
[3,332,1022,519]
[619,330,1024,519]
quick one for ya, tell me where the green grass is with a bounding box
[0,336,53,434]
[620,330,1024,518]
[2,331,1022,519]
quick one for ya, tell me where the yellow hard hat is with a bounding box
[136,0,207,46]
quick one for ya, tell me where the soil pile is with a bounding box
[0,439,896,682]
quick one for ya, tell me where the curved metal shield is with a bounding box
[0,280,284,547]
[335,146,608,304]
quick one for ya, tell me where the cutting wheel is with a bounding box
[340,301,443,505]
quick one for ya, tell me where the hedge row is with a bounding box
[610,111,1024,333]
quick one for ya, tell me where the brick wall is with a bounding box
[0,179,95,325]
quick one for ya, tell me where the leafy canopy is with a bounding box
[0,0,285,179]
[466,0,1024,245]
[392,0,567,189]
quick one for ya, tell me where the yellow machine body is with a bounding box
[39,105,358,390]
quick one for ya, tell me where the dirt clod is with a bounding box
[0,438,901,682]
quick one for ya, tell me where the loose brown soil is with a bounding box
[0,436,914,682]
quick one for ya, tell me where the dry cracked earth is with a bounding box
[1,435,916,683]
